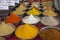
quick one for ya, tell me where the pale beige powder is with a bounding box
[41,16,59,26]
[0,22,15,36]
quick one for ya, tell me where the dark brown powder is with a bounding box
[41,29,60,40]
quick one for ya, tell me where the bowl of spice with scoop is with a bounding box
[39,26,60,40]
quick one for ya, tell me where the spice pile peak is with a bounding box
[26,7,41,15]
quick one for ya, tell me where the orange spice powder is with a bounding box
[5,13,21,24]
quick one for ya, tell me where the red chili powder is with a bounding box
[5,13,21,24]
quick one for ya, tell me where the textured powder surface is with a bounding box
[22,15,40,24]
[41,29,60,40]
[41,16,58,26]
[43,5,57,16]
[5,13,21,24]
[43,10,57,16]
[15,24,39,39]
[13,3,26,15]
[26,7,41,15]
[0,22,15,36]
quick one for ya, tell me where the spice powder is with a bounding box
[41,29,60,40]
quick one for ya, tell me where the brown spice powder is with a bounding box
[41,29,60,40]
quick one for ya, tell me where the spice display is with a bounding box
[22,14,40,24]
[41,16,59,26]
[26,7,41,15]
[0,37,5,40]
[0,1,59,40]
[40,27,60,40]
[43,4,57,16]
[13,3,26,15]
[5,13,21,24]
[0,22,15,36]
[15,24,39,39]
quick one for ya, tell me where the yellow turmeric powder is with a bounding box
[13,3,26,15]
[40,29,60,40]
[15,24,39,39]
[26,7,41,15]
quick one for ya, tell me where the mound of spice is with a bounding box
[15,24,39,39]
[22,14,40,24]
[5,13,21,24]
[41,16,59,26]
[43,9,57,16]
[40,28,60,40]
[26,7,41,15]
[0,22,15,36]
[43,4,57,16]
[13,3,26,15]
